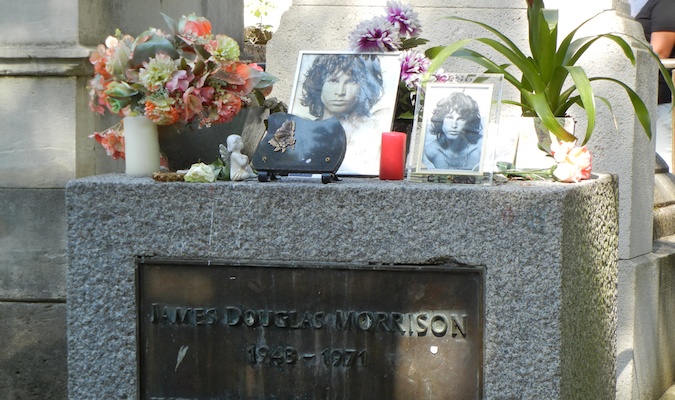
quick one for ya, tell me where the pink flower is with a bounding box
[550,140,592,183]
[166,69,193,92]
[182,86,215,123]
[433,69,461,83]
[385,0,421,38]
[399,50,430,89]
[348,16,401,52]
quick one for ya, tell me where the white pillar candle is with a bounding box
[123,115,160,176]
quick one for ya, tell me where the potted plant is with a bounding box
[244,0,276,64]
[425,0,674,147]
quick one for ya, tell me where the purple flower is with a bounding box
[348,16,401,52]
[385,1,421,38]
[399,50,430,89]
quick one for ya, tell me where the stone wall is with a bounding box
[0,1,244,398]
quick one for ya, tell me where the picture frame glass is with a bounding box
[414,82,494,176]
[288,51,401,176]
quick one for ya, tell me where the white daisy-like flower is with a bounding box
[385,0,422,38]
[348,16,402,52]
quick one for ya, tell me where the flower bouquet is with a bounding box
[88,13,277,161]
[348,1,464,122]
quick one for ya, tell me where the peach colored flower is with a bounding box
[209,92,242,124]
[215,62,261,96]
[90,44,112,80]
[550,140,592,183]
[89,125,125,160]
[178,14,212,39]
[144,98,180,125]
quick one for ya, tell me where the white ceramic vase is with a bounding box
[123,115,160,176]
[514,116,576,170]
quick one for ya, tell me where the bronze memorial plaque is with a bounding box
[137,259,484,399]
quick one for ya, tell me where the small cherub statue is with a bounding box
[224,134,256,181]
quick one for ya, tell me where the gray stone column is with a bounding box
[0,1,244,398]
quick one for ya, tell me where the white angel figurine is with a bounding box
[224,134,256,181]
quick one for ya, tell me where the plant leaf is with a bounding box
[629,37,675,107]
[130,33,179,68]
[474,38,545,93]
[161,13,179,36]
[524,91,576,142]
[564,65,595,145]
[401,37,430,50]
[446,48,522,89]
[502,99,535,114]
[566,34,636,67]
[590,76,653,141]
[425,38,474,77]
[446,16,530,61]
[554,11,603,66]
[532,9,558,83]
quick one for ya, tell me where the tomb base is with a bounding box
[66,174,618,399]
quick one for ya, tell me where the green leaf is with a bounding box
[590,76,653,141]
[564,65,595,145]
[524,91,576,142]
[529,9,558,83]
[446,16,529,61]
[630,37,675,107]
[502,99,535,114]
[566,34,635,68]
[546,66,572,113]
[424,45,445,60]
[426,38,474,77]
[474,38,545,93]
[161,13,178,36]
[401,37,430,50]
[398,111,415,119]
[595,96,618,131]
[555,11,603,66]
[130,33,179,68]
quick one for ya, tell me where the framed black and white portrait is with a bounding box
[411,81,496,177]
[288,51,401,176]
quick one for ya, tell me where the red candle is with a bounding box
[379,131,407,180]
